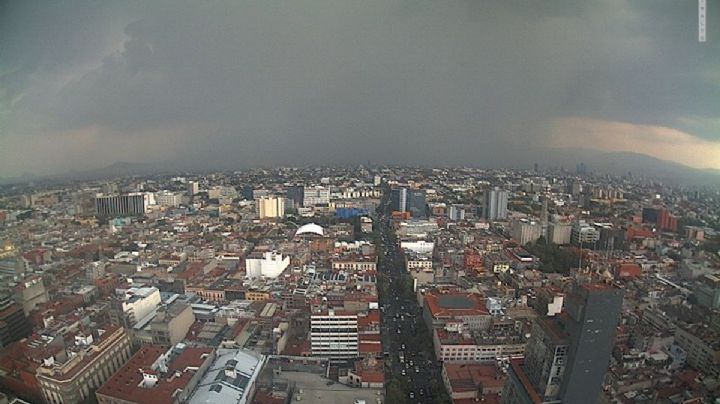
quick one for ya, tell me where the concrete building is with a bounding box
[400,240,435,254]
[303,186,330,206]
[187,181,199,196]
[96,345,214,404]
[256,196,285,219]
[484,187,508,220]
[502,282,624,404]
[571,221,600,247]
[511,219,543,246]
[245,252,290,279]
[547,222,572,245]
[155,191,182,207]
[695,274,720,309]
[442,363,505,402]
[286,185,305,208]
[390,188,408,213]
[407,189,427,218]
[0,293,32,347]
[674,323,720,378]
[310,310,359,359]
[37,327,133,404]
[433,327,525,363]
[13,276,49,315]
[95,193,147,217]
[147,301,196,346]
[423,292,492,332]
[111,287,162,328]
[189,348,266,404]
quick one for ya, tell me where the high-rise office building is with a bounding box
[503,282,624,404]
[303,186,330,206]
[187,181,199,196]
[390,187,426,217]
[256,196,285,219]
[286,185,305,208]
[484,187,508,220]
[95,193,147,217]
[310,309,359,359]
[390,188,408,213]
[407,189,427,218]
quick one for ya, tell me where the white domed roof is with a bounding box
[295,223,324,236]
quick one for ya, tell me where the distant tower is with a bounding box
[484,187,508,220]
[187,181,199,196]
[540,195,549,239]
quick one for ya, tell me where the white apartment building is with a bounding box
[155,191,182,207]
[119,287,162,326]
[310,310,359,359]
[245,251,290,279]
[303,186,331,206]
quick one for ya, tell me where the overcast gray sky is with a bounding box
[1,0,718,177]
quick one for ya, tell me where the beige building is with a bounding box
[37,327,133,404]
[256,196,285,219]
[133,301,195,347]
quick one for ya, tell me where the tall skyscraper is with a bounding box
[390,188,408,213]
[484,187,508,220]
[187,181,199,196]
[503,282,624,404]
[407,189,427,218]
[286,185,305,208]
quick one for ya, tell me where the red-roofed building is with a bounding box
[343,358,385,388]
[423,291,491,331]
[0,340,44,403]
[614,263,642,279]
[442,363,505,401]
[96,345,214,404]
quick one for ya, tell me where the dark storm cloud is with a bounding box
[1,0,718,175]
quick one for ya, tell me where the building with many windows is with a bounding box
[36,326,133,404]
[502,282,623,404]
[484,187,508,220]
[303,186,330,206]
[95,193,147,217]
[255,196,285,219]
[310,309,359,359]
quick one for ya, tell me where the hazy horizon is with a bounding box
[1,0,718,177]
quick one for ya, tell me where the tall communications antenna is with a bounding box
[699,0,706,42]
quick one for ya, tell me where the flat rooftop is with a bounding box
[279,371,384,404]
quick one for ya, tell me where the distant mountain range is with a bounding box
[536,148,720,186]
[1,149,718,187]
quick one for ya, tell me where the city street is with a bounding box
[376,194,451,404]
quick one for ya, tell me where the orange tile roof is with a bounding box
[96,345,212,404]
